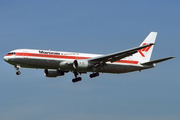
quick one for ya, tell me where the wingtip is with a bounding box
[170,56,175,59]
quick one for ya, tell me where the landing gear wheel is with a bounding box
[90,72,99,78]
[72,77,82,83]
[72,71,82,83]
[90,74,95,78]
[72,79,77,83]
[16,71,21,75]
[96,72,99,76]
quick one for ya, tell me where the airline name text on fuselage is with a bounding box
[39,50,79,56]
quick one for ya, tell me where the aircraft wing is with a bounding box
[89,43,154,64]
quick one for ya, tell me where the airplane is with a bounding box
[3,32,174,83]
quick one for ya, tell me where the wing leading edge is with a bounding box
[89,43,154,63]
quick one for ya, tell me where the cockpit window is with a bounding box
[7,52,16,55]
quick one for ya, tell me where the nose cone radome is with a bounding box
[3,56,8,62]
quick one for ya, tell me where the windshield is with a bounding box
[7,52,16,55]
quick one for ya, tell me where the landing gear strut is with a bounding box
[15,65,21,75]
[72,71,82,83]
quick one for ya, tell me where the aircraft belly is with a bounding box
[9,58,146,73]
[12,58,61,69]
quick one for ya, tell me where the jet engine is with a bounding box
[73,60,90,70]
[44,69,65,77]
[59,61,74,70]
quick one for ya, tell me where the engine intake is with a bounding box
[44,69,65,77]
[73,60,90,70]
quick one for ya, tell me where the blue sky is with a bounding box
[0,0,179,120]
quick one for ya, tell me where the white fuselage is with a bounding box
[3,32,174,82]
[3,49,153,74]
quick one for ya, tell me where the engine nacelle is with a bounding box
[44,69,65,77]
[59,61,74,70]
[73,60,90,70]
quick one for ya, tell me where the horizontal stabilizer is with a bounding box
[141,57,175,65]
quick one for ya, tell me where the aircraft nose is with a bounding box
[3,56,8,62]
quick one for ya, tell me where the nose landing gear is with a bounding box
[16,71,21,75]
[15,65,21,75]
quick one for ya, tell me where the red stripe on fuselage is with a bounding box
[13,52,139,64]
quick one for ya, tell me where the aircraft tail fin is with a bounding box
[132,32,157,63]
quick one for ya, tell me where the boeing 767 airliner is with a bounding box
[3,32,174,82]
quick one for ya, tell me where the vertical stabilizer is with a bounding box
[132,32,157,63]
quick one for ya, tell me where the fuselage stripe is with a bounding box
[5,52,139,64]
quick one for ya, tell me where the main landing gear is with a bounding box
[72,72,100,83]
[72,72,82,83]
[15,65,21,75]
[89,72,99,78]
